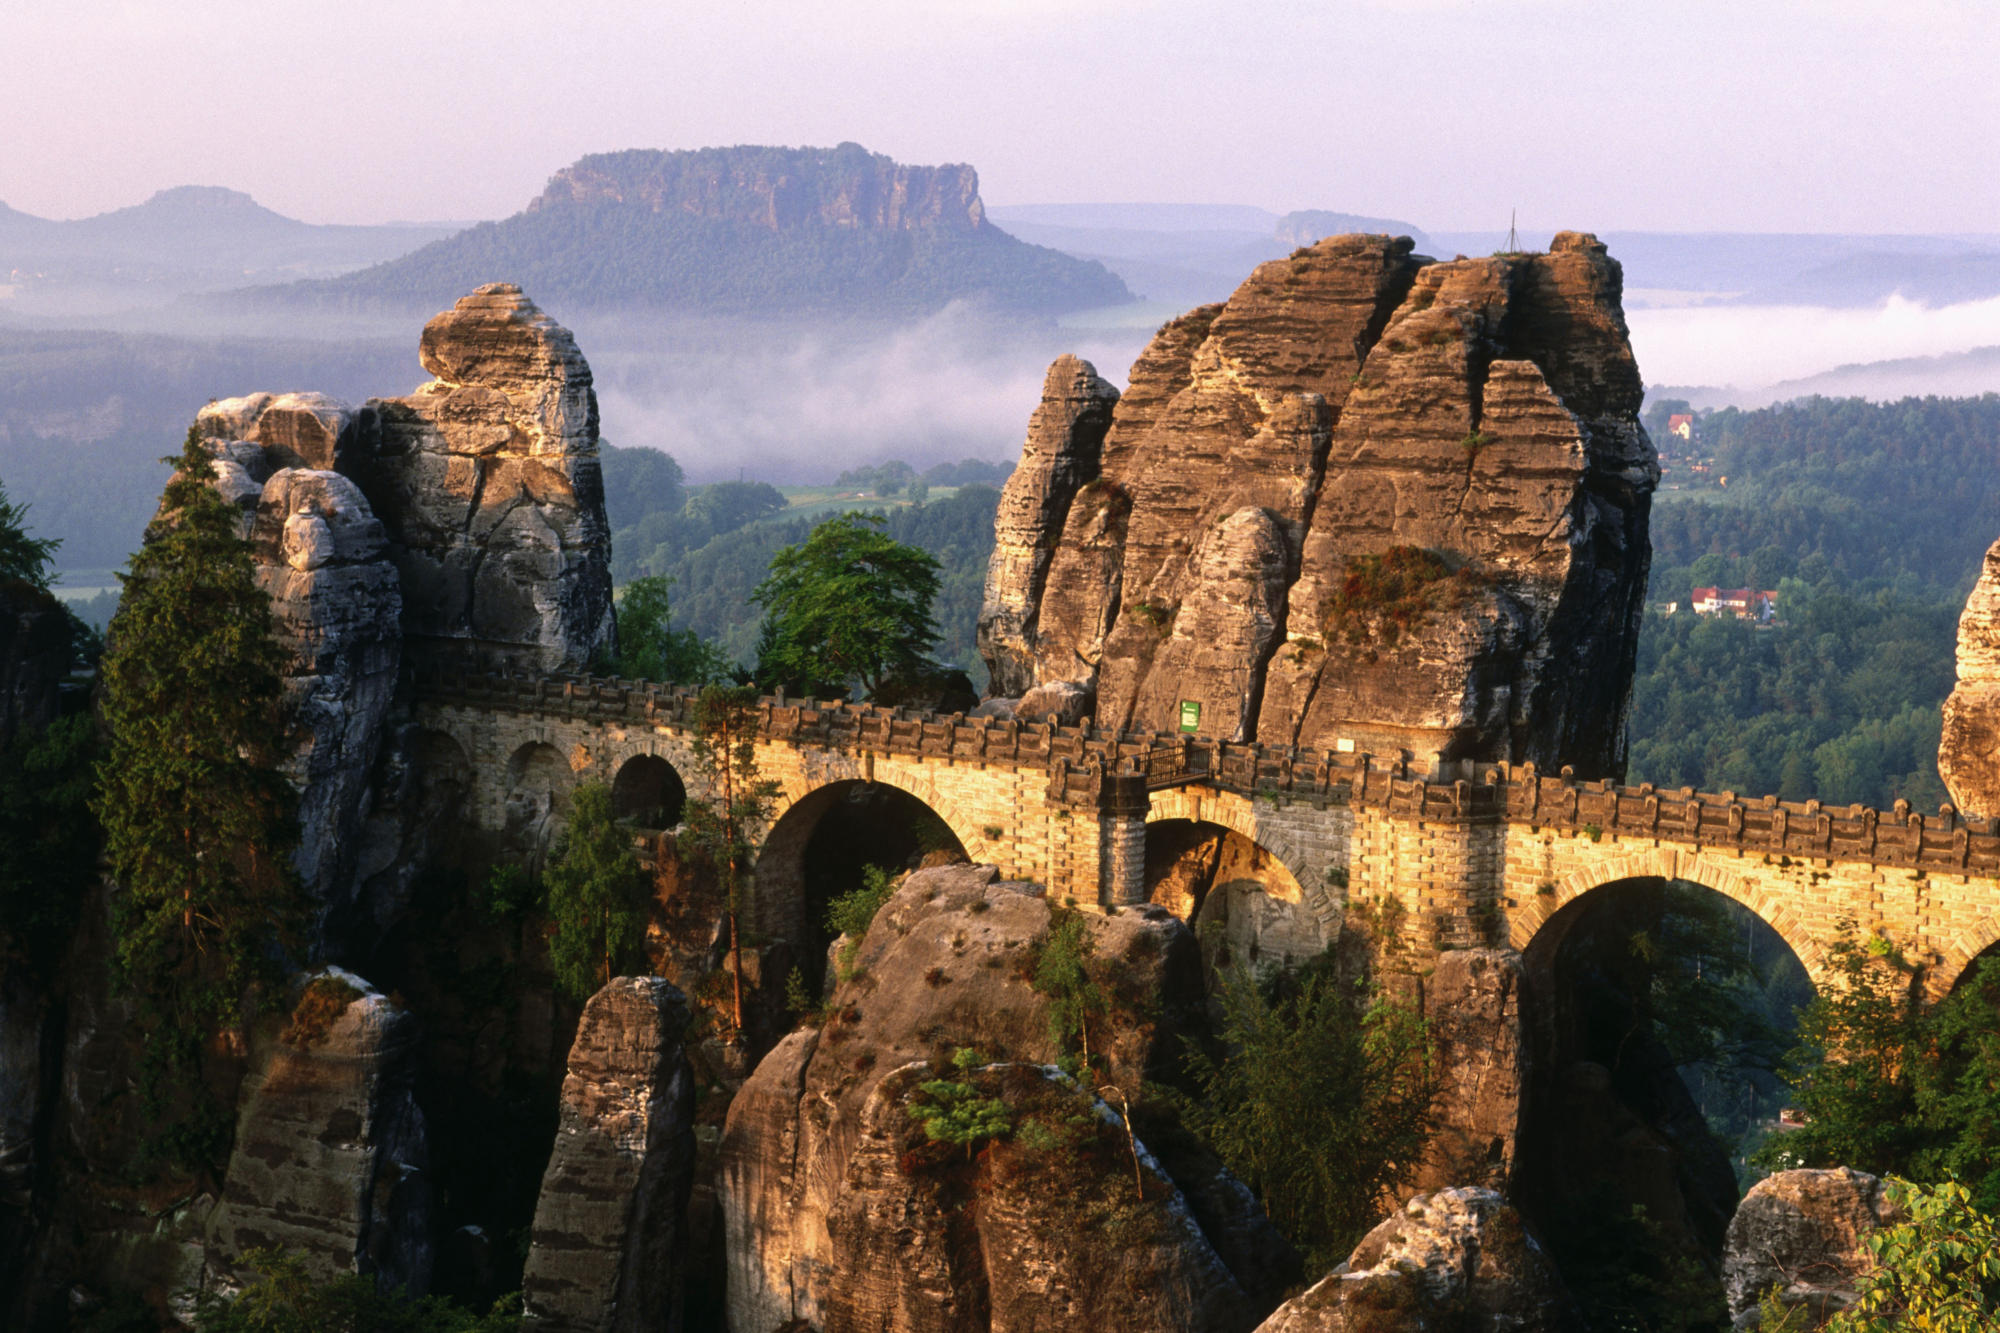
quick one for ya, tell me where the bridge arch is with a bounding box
[611,753,687,829]
[749,775,973,989]
[1507,846,1828,988]
[1936,916,2000,999]
[1143,797,1329,976]
[1145,789,1323,913]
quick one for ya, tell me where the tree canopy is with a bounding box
[611,575,731,685]
[0,475,58,587]
[94,426,305,1169]
[543,781,650,1003]
[752,511,941,698]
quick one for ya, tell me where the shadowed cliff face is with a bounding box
[981,231,1658,779]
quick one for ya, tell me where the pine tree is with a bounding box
[544,782,651,1002]
[94,427,304,1169]
[677,684,781,1038]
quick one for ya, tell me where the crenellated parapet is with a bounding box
[410,664,2000,998]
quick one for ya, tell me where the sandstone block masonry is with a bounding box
[415,668,2000,1000]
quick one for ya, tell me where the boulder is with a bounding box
[1256,1187,1576,1332]
[1016,678,1094,726]
[983,231,1657,779]
[720,864,1280,1332]
[1721,1167,1902,1330]
[1941,535,2000,816]
[205,970,432,1294]
[522,976,696,1333]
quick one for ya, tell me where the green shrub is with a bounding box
[827,865,899,981]
[1178,963,1436,1270]
[191,1246,519,1331]
[1826,1179,2000,1331]
[906,1048,1012,1160]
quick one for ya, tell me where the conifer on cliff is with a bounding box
[94,426,305,1168]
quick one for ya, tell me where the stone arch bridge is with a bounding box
[413,669,2000,997]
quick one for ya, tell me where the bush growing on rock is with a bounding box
[191,1246,520,1332]
[1179,961,1436,1270]
[543,782,650,1003]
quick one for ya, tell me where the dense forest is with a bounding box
[1630,394,2000,809]
[599,445,1003,687]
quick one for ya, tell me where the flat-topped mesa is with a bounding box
[528,142,987,232]
[979,230,1657,779]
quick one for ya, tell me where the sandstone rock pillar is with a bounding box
[1941,535,2000,817]
[205,970,432,1294]
[522,976,696,1333]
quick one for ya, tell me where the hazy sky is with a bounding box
[6,0,1997,233]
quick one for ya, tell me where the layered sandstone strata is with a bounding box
[1940,536,2000,816]
[205,972,431,1294]
[981,232,1657,778]
[523,977,696,1333]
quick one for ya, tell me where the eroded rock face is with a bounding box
[1941,536,2000,816]
[720,863,1283,1333]
[1721,1168,1901,1331]
[1415,950,1527,1195]
[979,355,1120,697]
[359,283,614,673]
[205,971,431,1294]
[1256,1187,1576,1333]
[983,232,1656,778]
[530,144,990,232]
[523,976,695,1333]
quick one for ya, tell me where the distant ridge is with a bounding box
[233,143,1135,318]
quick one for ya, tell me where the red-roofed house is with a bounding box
[1667,413,1695,442]
[1690,587,1779,621]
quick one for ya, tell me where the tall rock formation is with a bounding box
[1940,536,2000,816]
[979,355,1120,697]
[982,232,1657,778]
[188,284,614,944]
[204,971,432,1295]
[359,283,615,673]
[522,977,696,1333]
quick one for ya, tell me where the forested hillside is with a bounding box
[1631,395,2000,808]
[599,444,1000,687]
[239,145,1132,317]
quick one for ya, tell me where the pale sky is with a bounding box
[5,0,1997,234]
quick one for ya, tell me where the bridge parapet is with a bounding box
[413,668,1988,868]
[412,668,2000,990]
